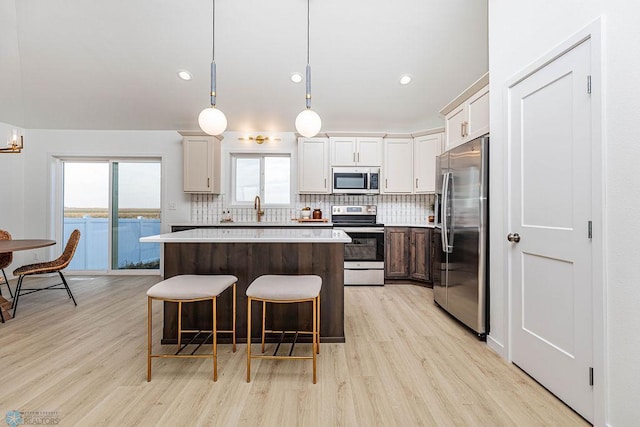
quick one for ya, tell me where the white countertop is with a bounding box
[172,221,333,227]
[384,223,436,228]
[141,228,351,243]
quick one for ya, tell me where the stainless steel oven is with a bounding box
[332,205,384,286]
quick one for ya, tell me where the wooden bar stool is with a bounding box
[246,274,321,383]
[147,274,237,381]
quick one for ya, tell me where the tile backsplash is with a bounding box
[191,193,435,225]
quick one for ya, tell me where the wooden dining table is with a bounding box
[0,239,56,253]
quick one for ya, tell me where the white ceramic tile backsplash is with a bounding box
[191,193,435,225]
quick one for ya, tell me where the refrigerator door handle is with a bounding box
[442,171,453,253]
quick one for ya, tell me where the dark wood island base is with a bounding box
[161,242,345,344]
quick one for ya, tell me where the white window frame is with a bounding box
[50,155,164,275]
[229,152,293,208]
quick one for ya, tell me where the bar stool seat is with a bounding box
[147,274,237,382]
[246,274,321,383]
[246,275,322,300]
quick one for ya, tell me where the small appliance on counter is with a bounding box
[331,205,384,285]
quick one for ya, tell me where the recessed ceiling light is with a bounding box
[290,72,303,83]
[399,74,412,85]
[177,70,192,81]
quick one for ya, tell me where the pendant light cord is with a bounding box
[210,0,217,107]
[306,0,310,66]
[212,0,216,61]
[305,0,312,109]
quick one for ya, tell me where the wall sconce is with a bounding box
[239,135,281,144]
[1,130,24,154]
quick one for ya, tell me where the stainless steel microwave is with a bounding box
[332,167,380,194]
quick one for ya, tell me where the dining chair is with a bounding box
[0,230,14,299]
[11,229,81,318]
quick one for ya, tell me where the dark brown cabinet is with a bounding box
[385,226,432,284]
[409,228,429,281]
[385,227,410,278]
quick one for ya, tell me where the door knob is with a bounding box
[507,233,521,243]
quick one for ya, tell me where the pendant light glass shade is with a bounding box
[199,0,227,136]
[199,106,227,136]
[295,0,321,138]
[295,109,321,138]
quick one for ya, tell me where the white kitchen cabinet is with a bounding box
[441,73,489,151]
[298,137,330,193]
[382,138,414,193]
[413,132,443,193]
[181,131,222,193]
[330,136,382,166]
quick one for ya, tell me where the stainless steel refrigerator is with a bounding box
[433,135,489,337]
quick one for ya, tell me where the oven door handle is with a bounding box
[336,227,385,233]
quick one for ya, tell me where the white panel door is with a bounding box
[298,138,329,193]
[330,137,356,166]
[356,137,382,166]
[413,133,442,193]
[183,137,212,192]
[383,138,413,193]
[508,39,593,421]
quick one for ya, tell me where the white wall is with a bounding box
[16,129,191,268]
[489,0,640,424]
[0,122,26,268]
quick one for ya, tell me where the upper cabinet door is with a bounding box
[466,85,490,141]
[444,104,467,152]
[330,136,383,167]
[382,138,413,194]
[183,134,221,193]
[298,137,330,193]
[330,137,357,166]
[414,133,443,193]
[441,73,490,151]
[356,137,383,166]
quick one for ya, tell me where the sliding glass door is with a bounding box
[62,159,161,272]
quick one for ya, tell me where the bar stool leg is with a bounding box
[177,301,183,349]
[232,283,237,353]
[213,296,218,381]
[246,297,252,382]
[261,300,266,353]
[147,296,152,382]
[312,297,317,384]
[317,294,321,354]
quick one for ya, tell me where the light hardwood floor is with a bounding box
[0,275,588,426]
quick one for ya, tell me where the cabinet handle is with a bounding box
[460,123,465,137]
[415,178,418,188]
[353,152,356,163]
[385,178,388,189]
[324,178,327,187]
[358,152,360,162]
[207,177,210,188]
[463,121,469,137]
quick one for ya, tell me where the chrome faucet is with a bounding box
[254,195,265,222]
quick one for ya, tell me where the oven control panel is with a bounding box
[331,205,377,215]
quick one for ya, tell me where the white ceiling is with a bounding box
[1,0,488,134]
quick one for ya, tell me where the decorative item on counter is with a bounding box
[301,207,311,219]
[221,210,233,222]
[428,201,435,223]
[312,208,322,219]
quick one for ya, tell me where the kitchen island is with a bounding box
[141,228,351,344]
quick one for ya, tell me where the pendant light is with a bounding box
[198,0,227,136]
[295,0,321,138]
